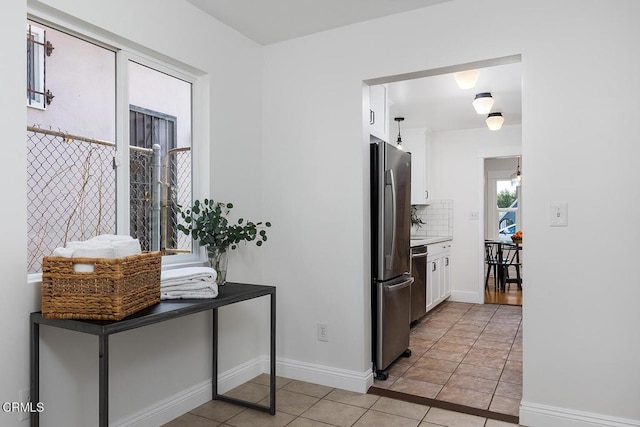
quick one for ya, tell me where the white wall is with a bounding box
[4,0,640,426]
[431,125,521,302]
[262,0,640,425]
[2,0,267,426]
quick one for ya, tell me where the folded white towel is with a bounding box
[52,235,140,271]
[90,234,134,242]
[72,246,116,259]
[161,288,218,300]
[70,246,114,273]
[73,263,95,273]
[62,236,140,259]
[65,240,101,249]
[160,267,218,299]
[112,239,142,258]
[160,281,218,299]
[52,247,74,258]
[161,267,217,286]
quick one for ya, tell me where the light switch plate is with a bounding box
[550,202,568,227]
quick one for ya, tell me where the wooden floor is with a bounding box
[484,280,522,305]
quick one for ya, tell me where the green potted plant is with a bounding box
[177,199,271,286]
[410,205,425,231]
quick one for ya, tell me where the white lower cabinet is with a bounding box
[426,255,440,313]
[426,241,452,313]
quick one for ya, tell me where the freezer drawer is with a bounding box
[375,275,413,372]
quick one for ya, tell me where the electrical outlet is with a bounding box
[19,389,30,422]
[317,323,328,342]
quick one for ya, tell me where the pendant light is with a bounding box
[454,69,479,89]
[472,92,494,114]
[394,117,405,150]
[486,112,504,131]
[511,156,522,187]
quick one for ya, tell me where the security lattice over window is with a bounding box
[27,23,54,108]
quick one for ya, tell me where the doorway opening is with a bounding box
[484,156,523,306]
[365,56,523,422]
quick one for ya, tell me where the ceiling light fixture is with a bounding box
[486,112,504,131]
[394,117,405,150]
[472,92,495,114]
[454,69,479,89]
[511,156,522,187]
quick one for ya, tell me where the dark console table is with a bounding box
[30,282,276,427]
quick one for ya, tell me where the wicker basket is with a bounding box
[41,251,161,320]
[511,236,523,244]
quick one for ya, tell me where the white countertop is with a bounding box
[410,236,452,247]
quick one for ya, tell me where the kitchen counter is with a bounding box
[410,236,452,247]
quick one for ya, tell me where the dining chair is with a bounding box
[501,242,522,291]
[484,241,501,291]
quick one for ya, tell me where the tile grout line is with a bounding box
[378,302,521,420]
[485,305,514,412]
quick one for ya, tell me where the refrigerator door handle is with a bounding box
[384,277,414,292]
[385,169,397,271]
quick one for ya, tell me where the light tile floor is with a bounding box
[371,301,523,419]
[163,374,521,427]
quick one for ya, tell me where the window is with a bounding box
[486,164,521,240]
[496,180,519,237]
[26,18,199,276]
[27,23,48,109]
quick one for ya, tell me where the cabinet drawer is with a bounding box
[427,241,452,256]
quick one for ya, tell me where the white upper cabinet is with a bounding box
[401,128,431,204]
[369,85,387,141]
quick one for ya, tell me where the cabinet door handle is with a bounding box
[445,257,449,266]
[370,109,375,125]
[432,262,436,272]
[425,190,429,200]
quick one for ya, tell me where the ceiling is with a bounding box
[386,62,522,133]
[185,0,522,133]
[185,0,453,45]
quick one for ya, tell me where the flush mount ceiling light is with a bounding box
[394,117,405,150]
[472,92,495,114]
[486,112,504,131]
[511,156,522,187]
[454,69,479,89]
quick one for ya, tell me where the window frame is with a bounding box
[26,23,46,110]
[27,8,210,283]
[486,170,520,240]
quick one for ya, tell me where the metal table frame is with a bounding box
[30,282,276,427]
[485,240,522,291]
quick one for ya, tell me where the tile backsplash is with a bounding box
[411,200,453,238]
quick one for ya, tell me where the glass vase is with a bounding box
[207,247,228,286]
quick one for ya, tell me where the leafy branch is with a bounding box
[177,199,271,253]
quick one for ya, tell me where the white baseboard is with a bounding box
[520,401,640,427]
[114,355,267,427]
[449,290,483,304]
[277,357,373,394]
[113,355,372,426]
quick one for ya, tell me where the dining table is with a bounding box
[485,239,522,291]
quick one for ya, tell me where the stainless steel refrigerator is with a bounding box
[370,137,413,380]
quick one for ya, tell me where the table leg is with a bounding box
[211,294,276,415]
[497,243,505,292]
[30,316,39,427]
[212,307,218,399]
[269,291,276,414]
[99,335,109,427]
